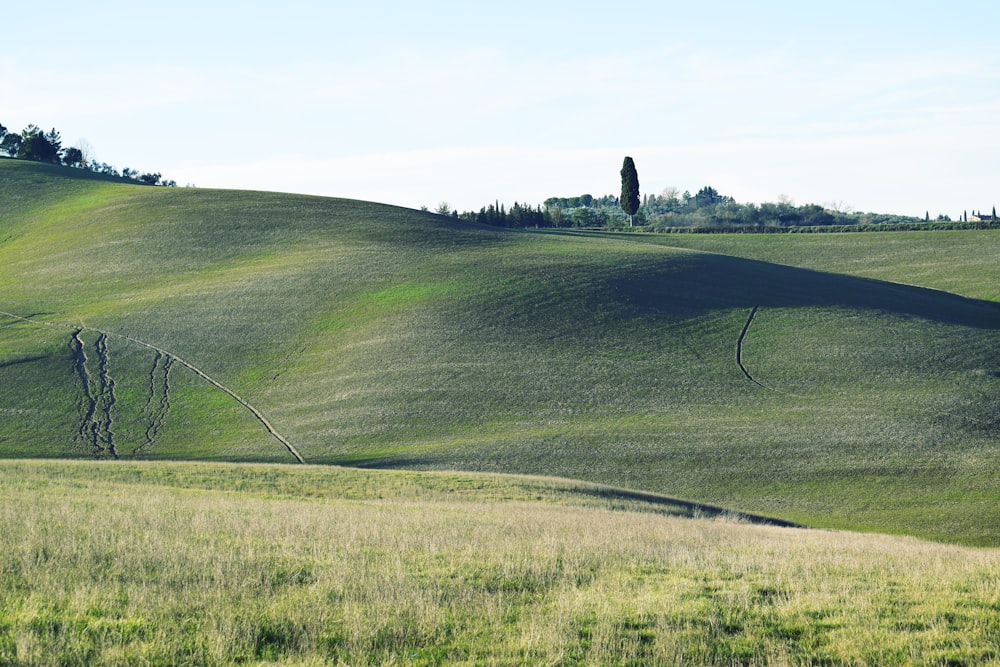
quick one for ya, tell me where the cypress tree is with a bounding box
[619,156,640,226]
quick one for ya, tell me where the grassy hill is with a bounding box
[585,229,1000,302]
[3,459,1000,665]
[2,159,1000,544]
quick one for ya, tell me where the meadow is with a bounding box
[2,160,1000,546]
[3,459,1000,666]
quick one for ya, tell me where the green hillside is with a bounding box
[585,230,1000,302]
[2,160,999,544]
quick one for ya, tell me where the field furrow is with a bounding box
[736,305,764,387]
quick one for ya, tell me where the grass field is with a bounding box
[3,459,1000,666]
[618,230,1000,302]
[2,160,1000,545]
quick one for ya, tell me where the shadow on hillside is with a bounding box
[520,247,1000,332]
[0,355,49,369]
[340,456,802,528]
[448,244,1000,347]
[571,484,803,528]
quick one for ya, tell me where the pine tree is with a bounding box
[44,128,62,161]
[18,126,59,163]
[619,156,640,226]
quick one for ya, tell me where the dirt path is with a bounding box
[0,310,305,464]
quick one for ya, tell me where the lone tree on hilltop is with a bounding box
[620,156,640,226]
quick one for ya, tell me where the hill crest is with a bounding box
[2,160,1000,545]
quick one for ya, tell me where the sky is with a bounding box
[3,1,999,217]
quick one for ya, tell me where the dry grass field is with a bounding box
[3,460,1000,665]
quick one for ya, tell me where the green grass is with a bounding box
[583,229,1000,302]
[3,459,1000,666]
[2,160,1000,544]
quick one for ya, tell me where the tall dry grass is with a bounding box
[2,461,1000,665]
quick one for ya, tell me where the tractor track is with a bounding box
[736,306,766,389]
[1,310,304,464]
[114,331,306,464]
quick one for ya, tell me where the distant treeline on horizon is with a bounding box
[449,185,997,233]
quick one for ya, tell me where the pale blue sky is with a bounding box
[4,1,998,217]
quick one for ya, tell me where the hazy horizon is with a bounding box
[5,1,998,217]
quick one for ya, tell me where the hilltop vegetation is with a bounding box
[0,121,175,186]
[460,185,997,231]
[1,160,1000,545]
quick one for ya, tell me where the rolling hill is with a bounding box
[2,159,999,544]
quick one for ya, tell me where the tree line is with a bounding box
[447,185,930,231]
[448,154,994,231]
[0,122,175,186]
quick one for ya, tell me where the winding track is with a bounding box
[0,310,305,464]
[736,305,766,388]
